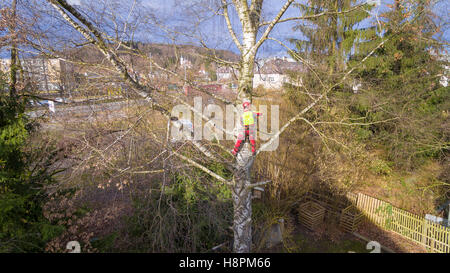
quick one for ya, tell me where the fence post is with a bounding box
[422,219,428,249]
[356,193,363,210]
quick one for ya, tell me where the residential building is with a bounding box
[216,66,239,81]
[253,58,305,89]
[0,57,75,93]
[180,55,192,68]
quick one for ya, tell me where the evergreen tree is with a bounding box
[350,0,449,168]
[0,72,63,252]
[290,0,376,75]
[284,0,448,174]
[285,0,378,111]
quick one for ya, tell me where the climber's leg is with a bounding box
[249,139,256,155]
[249,128,256,155]
[232,140,243,155]
[232,133,244,155]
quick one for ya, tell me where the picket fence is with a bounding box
[346,192,450,253]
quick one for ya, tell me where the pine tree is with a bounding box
[0,74,64,252]
[350,0,449,168]
[290,0,376,75]
[285,0,448,171]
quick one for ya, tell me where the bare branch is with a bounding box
[266,36,326,89]
[253,0,295,52]
[257,37,388,155]
[258,3,367,26]
[315,117,401,126]
[222,0,243,52]
[47,0,230,164]
[247,180,271,189]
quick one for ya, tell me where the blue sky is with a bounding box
[2,0,449,58]
[122,0,449,57]
[65,0,303,57]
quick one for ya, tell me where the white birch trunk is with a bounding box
[232,5,258,251]
[232,145,254,252]
[233,50,256,252]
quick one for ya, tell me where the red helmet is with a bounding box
[243,101,251,108]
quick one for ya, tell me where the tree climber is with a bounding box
[232,100,262,156]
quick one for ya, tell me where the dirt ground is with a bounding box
[357,222,428,253]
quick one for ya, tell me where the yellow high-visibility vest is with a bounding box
[242,111,254,126]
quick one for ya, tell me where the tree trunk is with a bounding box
[232,145,254,253]
[233,60,255,252]
[233,27,257,252]
[9,0,17,97]
[238,52,255,102]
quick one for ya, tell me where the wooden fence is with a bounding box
[347,192,450,253]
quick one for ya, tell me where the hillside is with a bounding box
[64,42,239,70]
